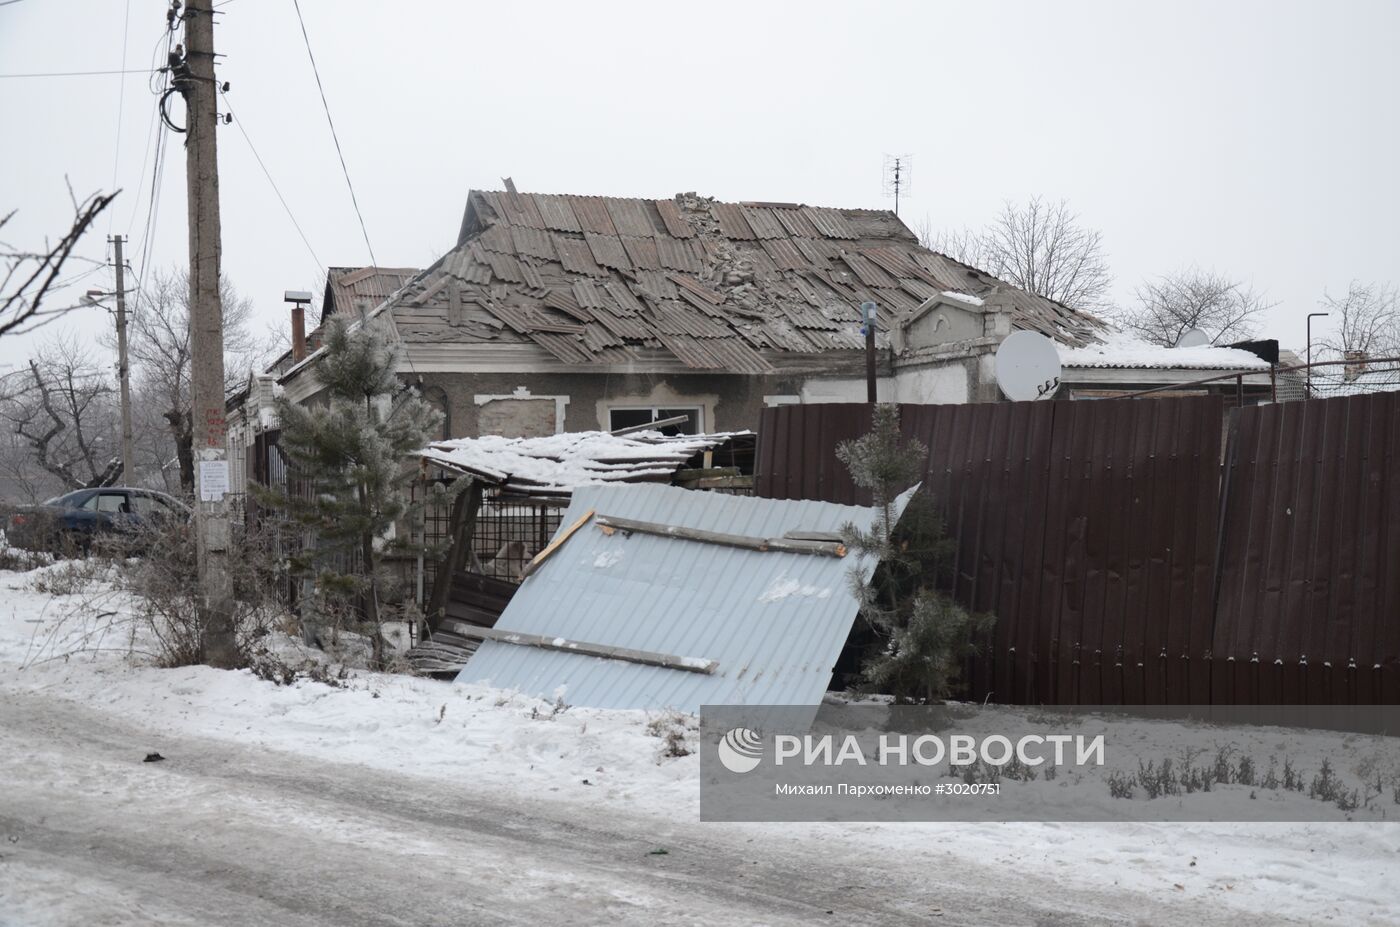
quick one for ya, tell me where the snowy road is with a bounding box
[0,690,1309,927]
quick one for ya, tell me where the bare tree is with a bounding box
[1,187,117,340]
[1318,281,1399,358]
[0,335,121,491]
[123,267,256,492]
[922,221,989,270]
[924,197,1113,310]
[1119,268,1274,347]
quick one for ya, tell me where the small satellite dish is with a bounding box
[995,331,1062,401]
[1176,328,1210,348]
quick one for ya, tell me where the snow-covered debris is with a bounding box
[941,290,985,306]
[415,429,745,496]
[1059,332,1272,370]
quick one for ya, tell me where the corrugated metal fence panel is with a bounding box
[755,397,1225,705]
[1213,393,1400,705]
[456,483,905,712]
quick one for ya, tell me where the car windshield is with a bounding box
[44,491,87,507]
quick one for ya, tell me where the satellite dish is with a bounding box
[995,331,1062,401]
[1176,328,1210,348]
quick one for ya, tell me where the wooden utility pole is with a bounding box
[180,0,238,668]
[862,301,878,403]
[110,235,135,484]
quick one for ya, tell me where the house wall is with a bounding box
[414,370,821,438]
[893,361,973,404]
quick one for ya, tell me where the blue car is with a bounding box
[5,487,191,555]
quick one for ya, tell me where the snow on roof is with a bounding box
[941,290,985,307]
[416,429,745,496]
[1058,332,1272,371]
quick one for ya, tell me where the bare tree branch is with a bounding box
[1318,281,1399,358]
[1115,268,1274,347]
[925,197,1113,310]
[0,189,118,339]
[0,338,121,491]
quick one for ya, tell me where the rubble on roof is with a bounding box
[377,190,1109,374]
[453,482,918,711]
[416,429,745,497]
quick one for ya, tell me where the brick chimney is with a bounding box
[1344,349,1367,382]
[291,303,307,363]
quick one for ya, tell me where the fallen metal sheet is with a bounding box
[455,482,915,712]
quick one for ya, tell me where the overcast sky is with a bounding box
[3,0,1398,372]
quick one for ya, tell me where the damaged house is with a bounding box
[234,189,1284,457]
[243,189,1281,451]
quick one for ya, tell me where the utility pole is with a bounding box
[179,0,238,668]
[862,301,878,403]
[110,235,136,484]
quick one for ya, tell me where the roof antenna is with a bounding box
[881,154,911,216]
[502,176,518,195]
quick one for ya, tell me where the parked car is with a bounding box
[5,487,191,555]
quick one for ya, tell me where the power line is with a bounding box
[290,0,378,269]
[218,87,325,275]
[124,17,179,316]
[0,69,153,79]
[107,0,133,238]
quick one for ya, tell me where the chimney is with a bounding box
[291,304,307,362]
[1344,350,1367,382]
[284,290,314,363]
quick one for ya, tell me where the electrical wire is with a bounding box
[218,87,324,276]
[106,0,133,238]
[0,69,153,79]
[289,0,378,269]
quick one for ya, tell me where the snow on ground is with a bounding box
[1,564,1398,925]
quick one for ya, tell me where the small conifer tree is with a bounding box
[259,317,442,666]
[838,404,995,702]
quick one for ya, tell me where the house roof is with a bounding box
[455,482,915,711]
[1308,361,1400,397]
[416,429,745,497]
[371,190,1109,376]
[1058,332,1273,371]
[321,266,420,322]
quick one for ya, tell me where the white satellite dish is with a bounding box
[995,331,1062,401]
[1176,328,1210,348]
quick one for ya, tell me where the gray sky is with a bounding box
[3,0,1398,371]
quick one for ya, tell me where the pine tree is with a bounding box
[259,317,442,667]
[838,404,995,703]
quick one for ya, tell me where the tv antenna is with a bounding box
[882,154,911,215]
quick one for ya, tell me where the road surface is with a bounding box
[0,691,1307,926]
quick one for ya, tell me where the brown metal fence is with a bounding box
[1212,393,1400,706]
[755,394,1400,705]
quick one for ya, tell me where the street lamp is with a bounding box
[1306,312,1329,398]
[85,287,135,483]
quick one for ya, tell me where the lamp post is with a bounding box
[85,280,135,485]
[1306,312,1329,397]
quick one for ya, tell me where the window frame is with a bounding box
[606,405,705,435]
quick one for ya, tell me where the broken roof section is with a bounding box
[454,482,915,712]
[417,430,743,497]
[322,266,421,323]
[373,189,1109,376]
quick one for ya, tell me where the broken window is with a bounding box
[607,406,702,436]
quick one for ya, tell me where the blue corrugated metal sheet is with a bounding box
[455,483,912,712]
